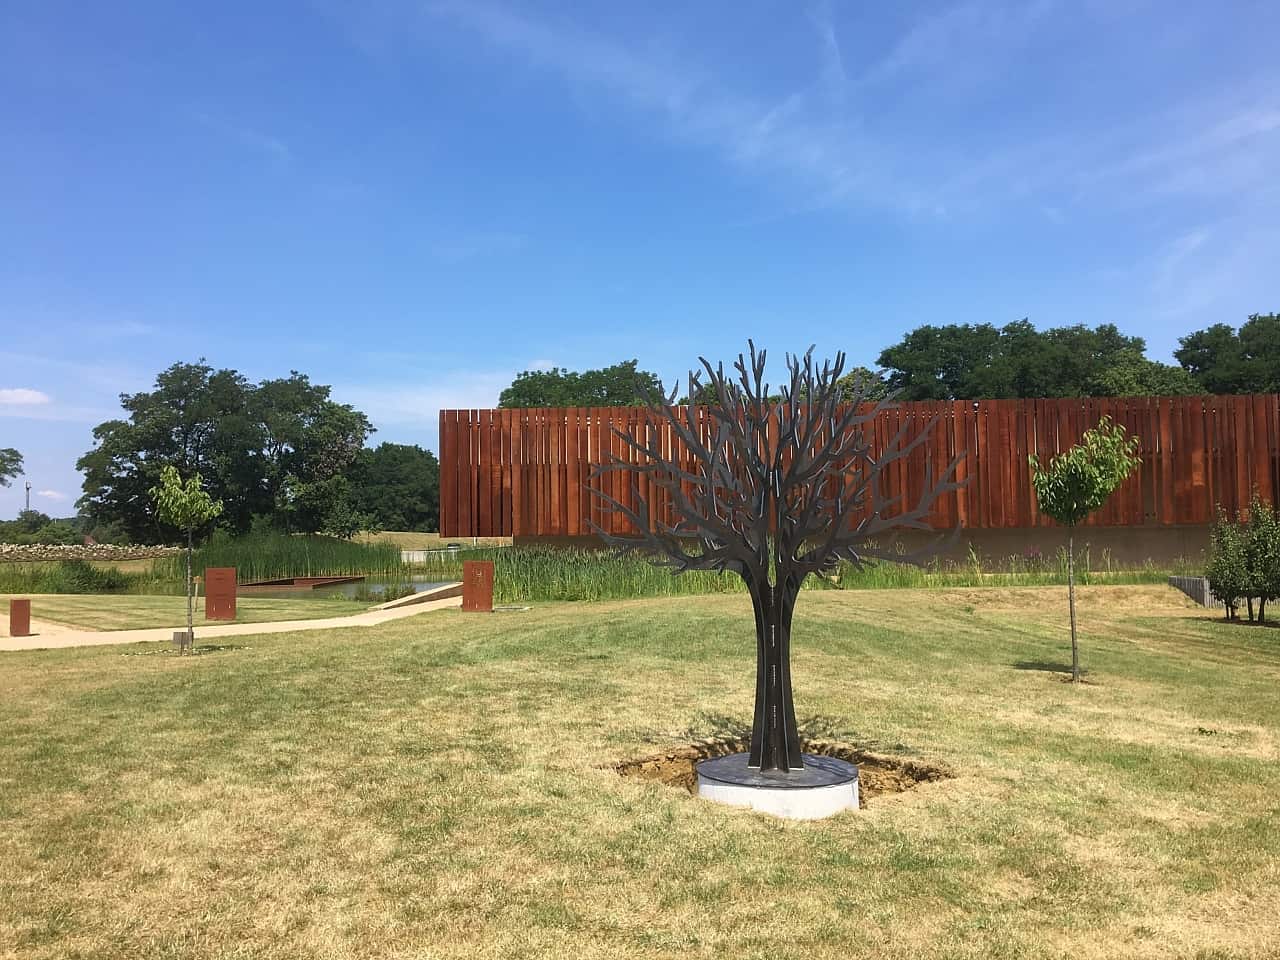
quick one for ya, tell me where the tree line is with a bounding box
[7,312,1274,544]
[497,314,1280,406]
[74,361,439,544]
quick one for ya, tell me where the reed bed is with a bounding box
[409,544,1194,603]
[2,538,1196,603]
[0,560,165,595]
[152,531,405,583]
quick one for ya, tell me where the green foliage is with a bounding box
[0,560,147,594]
[1176,314,1280,394]
[0,447,21,487]
[1244,498,1280,616]
[78,362,373,541]
[1028,417,1142,528]
[878,319,1200,400]
[836,366,893,402]
[1086,351,1200,397]
[30,520,79,545]
[319,500,379,541]
[406,544,1179,604]
[1211,495,1280,622]
[0,511,83,546]
[411,546,748,602]
[1029,417,1142,681]
[1206,510,1249,616]
[149,465,224,537]
[498,360,662,407]
[153,530,404,582]
[348,443,440,531]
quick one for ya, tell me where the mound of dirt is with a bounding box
[616,736,952,807]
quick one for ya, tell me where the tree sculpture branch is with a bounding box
[588,343,965,772]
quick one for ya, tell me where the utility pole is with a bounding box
[24,481,30,513]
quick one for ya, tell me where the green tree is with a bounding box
[254,375,374,532]
[1086,350,1200,397]
[1175,314,1280,394]
[1029,417,1142,681]
[877,322,1006,400]
[0,448,21,487]
[13,509,51,534]
[318,496,379,540]
[1207,508,1248,620]
[877,320,1183,400]
[79,362,372,541]
[149,464,224,652]
[349,443,441,531]
[79,362,260,540]
[498,360,663,407]
[32,519,79,545]
[836,366,892,402]
[1242,495,1280,624]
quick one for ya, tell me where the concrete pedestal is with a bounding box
[696,752,858,820]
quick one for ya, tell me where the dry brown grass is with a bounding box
[0,592,368,631]
[1,584,1278,958]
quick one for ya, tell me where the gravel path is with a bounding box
[0,594,462,652]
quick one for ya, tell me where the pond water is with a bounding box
[240,576,453,601]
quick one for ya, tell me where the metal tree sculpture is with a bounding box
[589,343,962,773]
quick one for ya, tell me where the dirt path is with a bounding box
[0,595,461,652]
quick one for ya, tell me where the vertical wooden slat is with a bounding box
[1252,395,1270,502]
[437,395,1280,537]
[477,409,491,537]
[438,411,452,536]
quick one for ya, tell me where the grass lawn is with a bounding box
[0,593,369,631]
[1,585,1278,958]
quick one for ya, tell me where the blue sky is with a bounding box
[2,0,1278,517]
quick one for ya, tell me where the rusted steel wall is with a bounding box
[438,396,1280,538]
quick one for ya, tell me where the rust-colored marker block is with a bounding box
[205,567,237,621]
[8,598,31,638]
[462,561,494,612]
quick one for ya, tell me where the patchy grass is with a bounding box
[1,585,1278,958]
[0,593,368,631]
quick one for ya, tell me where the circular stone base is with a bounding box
[696,752,859,820]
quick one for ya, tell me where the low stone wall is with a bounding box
[0,544,181,563]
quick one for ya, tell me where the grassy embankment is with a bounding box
[1,585,1277,958]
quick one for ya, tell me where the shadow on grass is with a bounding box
[1013,660,1085,675]
[122,643,249,657]
[1210,617,1280,629]
[668,711,920,756]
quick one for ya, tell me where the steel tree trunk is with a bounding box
[748,578,804,772]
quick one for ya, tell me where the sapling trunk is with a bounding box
[1068,529,1079,682]
[186,528,194,654]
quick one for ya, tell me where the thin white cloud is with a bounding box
[193,111,291,165]
[806,1,846,104]
[36,489,68,502]
[0,388,50,405]
[431,231,526,263]
[343,371,517,427]
[425,0,885,209]
[421,1,1280,221]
